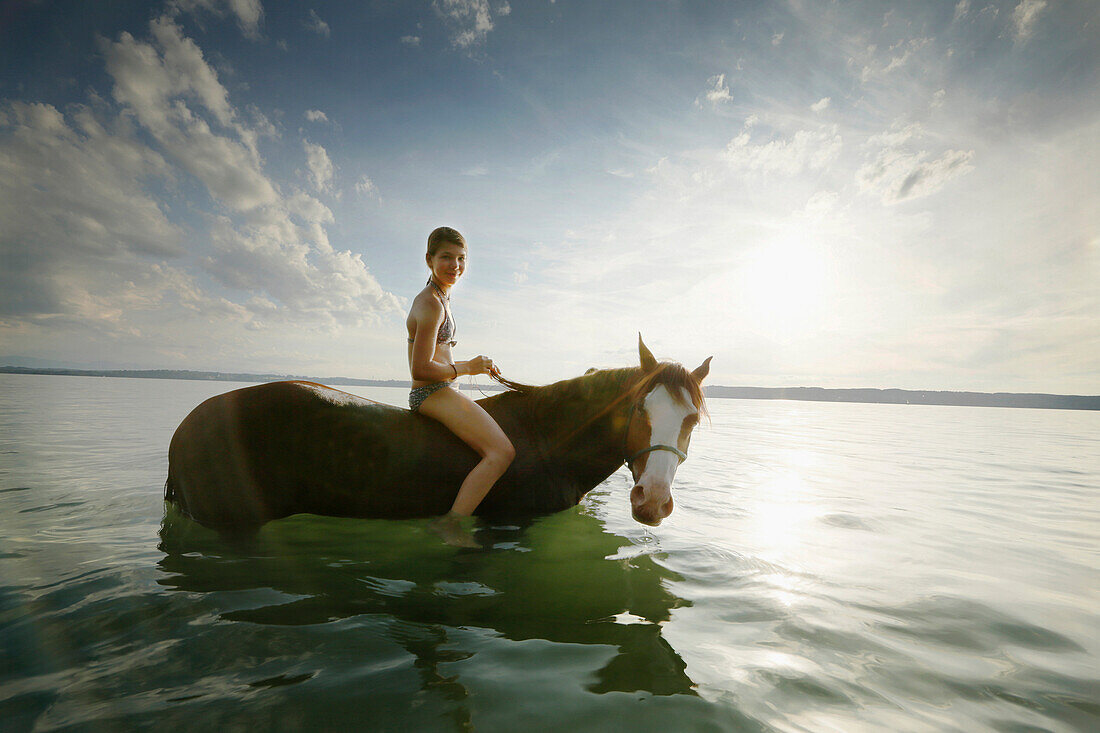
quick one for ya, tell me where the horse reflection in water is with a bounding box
[166,336,711,529]
[157,506,704,718]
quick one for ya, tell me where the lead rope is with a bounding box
[467,371,494,399]
[470,367,518,399]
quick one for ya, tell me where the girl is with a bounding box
[406,227,515,537]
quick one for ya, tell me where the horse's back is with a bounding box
[166,381,425,527]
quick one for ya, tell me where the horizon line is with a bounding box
[2,366,1097,409]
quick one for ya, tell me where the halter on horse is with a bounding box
[165,336,711,529]
[615,336,711,525]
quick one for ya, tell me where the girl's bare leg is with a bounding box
[418,386,515,516]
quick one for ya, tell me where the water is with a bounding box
[1,373,1098,732]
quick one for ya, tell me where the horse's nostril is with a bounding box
[661,497,674,517]
[630,485,645,504]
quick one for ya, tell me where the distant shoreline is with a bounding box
[4,366,1097,411]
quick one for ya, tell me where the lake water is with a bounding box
[1,373,1098,731]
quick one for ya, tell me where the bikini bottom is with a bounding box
[409,380,453,412]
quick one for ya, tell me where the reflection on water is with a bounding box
[158,506,696,694]
[2,374,1099,731]
[144,505,757,730]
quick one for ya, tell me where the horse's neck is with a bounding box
[519,368,637,494]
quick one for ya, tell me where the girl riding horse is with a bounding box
[405,227,515,540]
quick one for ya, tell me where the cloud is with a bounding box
[170,0,264,39]
[724,126,843,175]
[931,89,946,108]
[858,37,932,83]
[857,123,974,204]
[0,101,179,318]
[462,165,488,176]
[433,0,496,49]
[302,139,334,193]
[304,109,328,122]
[1011,0,1047,42]
[497,2,511,17]
[771,32,784,46]
[696,74,732,107]
[2,15,401,341]
[400,35,421,47]
[305,9,331,37]
[203,197,398,323]
[355,175,379,199]
[102,17,278,211]
[810,97,831,112]
[953,0,971,23]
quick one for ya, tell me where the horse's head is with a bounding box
[622,335,711,526]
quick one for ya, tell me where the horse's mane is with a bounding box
[492,361,708,418]
[627,361,709,418]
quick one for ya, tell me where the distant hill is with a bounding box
[2,366,1097,411]
[703,385,1100,411]
[0,366,418,390]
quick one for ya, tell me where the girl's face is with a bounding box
[427,243,466,286]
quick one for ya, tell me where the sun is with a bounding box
[738,234,832,341]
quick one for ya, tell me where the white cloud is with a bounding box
[857,139,975,204]
[696,74,732,107]
[0,101,178,318]
[1011,0,1047,42]
[102,17,278,211]
[931,89,946,108]
[303,139,334,193]
[724,126,842,175]
[304,109,328,123]
[866,121,924,148]
[810,97,831,112]
[497,2,511,17]
[952,0,971,23]
[2,15,401,343]
[803,190,840,218]
[433,0,496,49]
[858,37,932,83]
[771,32,784,46]
[170,0,264,39]
[858,124,975,206]
[203,198,398,324]
[400,35,421,47]
[462,165,488,176]
[305,9,331,37]
[355,175,379,199]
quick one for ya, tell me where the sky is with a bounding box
[1,0,1097,393]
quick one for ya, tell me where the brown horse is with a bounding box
[165,337,711,529]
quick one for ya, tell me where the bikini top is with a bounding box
[407,280,457,347]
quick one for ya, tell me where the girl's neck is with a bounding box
[429,276,451,298]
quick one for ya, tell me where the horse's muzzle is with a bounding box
[630,484,674,526]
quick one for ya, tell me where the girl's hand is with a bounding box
[468,355,496,376]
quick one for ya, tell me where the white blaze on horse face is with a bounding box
[638,384,697,489]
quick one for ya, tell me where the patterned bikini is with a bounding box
[408,280,458,412]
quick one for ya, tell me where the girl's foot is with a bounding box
[429,512,479,548]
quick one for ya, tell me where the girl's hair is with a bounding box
[427,227,466,256]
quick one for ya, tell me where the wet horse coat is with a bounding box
[166,347,710,529]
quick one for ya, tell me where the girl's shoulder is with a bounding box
[410,286,444,316]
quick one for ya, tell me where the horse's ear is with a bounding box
[638,333,658,373]
[691,356,712,383]
[585,367,598,375]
